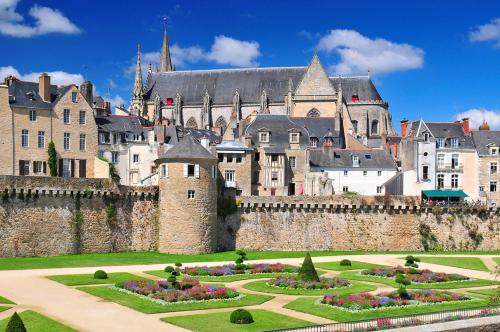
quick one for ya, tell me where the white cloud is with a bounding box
[469,18,500,47]
[0,1,80,38]
[316,29,424,75]
[454,108,500,131]
[171,44,205,67]
[0,65,84,85]
[108,94,125,107]
[207,35,261,67]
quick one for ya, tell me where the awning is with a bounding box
[422,190,468,198]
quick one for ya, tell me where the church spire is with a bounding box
[132,44,143,99]
[159,27,173,72]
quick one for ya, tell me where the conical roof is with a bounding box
[160,135,215,161]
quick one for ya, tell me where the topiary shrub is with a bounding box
[405,255,420,268]
[298,253,320,282]
[164,266,174,273]
[230,309,254,324]
[6,312,26,332]
[94,270,108,279]
[397,287,409,299]
[395,274,411,288]
[167,275,177,283]
[340,259,352,266]
[175,262,182,267]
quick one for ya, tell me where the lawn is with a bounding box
[315,261,385,271]
[145,270,304,282]
[285,297,490,322]
[0,295,14,304]
[162,309,315,332]
[1,250,499,271]
[494,257,500,265]
[338,271,498,289]
[467,288,499,297]
[48,272,149,286]
[0,307,10,313]
[0,310,76,332]
[77,286,274,314]
[415,256,490,272]
[242,280,377,296]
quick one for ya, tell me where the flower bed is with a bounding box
[182,263,299,277]
[321,290,471,311]
[361,266,469,283]
[119,278,239,303]
[268,276,350,290]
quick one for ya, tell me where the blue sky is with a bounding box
[1,0,499,131]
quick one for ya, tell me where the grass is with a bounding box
[467,288,499,297]
[494,257,500,265]
[338,271,498,289]
[1,250,499,271]
[0,307,10,313]
[242,280,377,296]
[285,297,490,322]
[145,270,304,282]
[162,309,315,332]
[0,310,76,332]
[315,261,385,271]
[77,286,274,313]
[0,296,14,304]
[415,256,490,272]
[48,272,149,286]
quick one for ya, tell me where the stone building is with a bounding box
[156,135,218,254]
[471,124,499,206]
[0,74,98,177]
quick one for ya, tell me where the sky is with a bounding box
[0,0,499,132]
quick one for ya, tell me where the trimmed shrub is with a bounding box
[164,266,174,273]
[171,270,179,276]
[395,274,411,287]
[167,275,177,283]
[6,312,26,332]
[93,270,108,279]
[339,259,352,266]
[298,253,320,282]
[175,262,182,267]
[230,309,254,324]
[397,287,409,299]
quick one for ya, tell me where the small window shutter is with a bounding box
[165,164,169,178]
[70,159,75,178]
[58,159,63,177]
[32,161,37,173]
[43,162,47,174]
[195,164,200,178]
[183,163,188,178]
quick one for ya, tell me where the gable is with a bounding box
[294,54,336,96]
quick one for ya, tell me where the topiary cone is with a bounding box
[298,253,320,282]
[6,312,26,332]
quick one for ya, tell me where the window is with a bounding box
[62,159,72,178]
[235,155,242,163]
[490,162,498,174]
[289,132,300,144]
[98,150,104,158]
[259,132,269,143]
[79,134,86,151]
[21,129,29,147]
[227,154,233,163]
[451,137,459,148]
[344,170,348,177]
[19,160,29,175]
[352,155,359,167]
[436,138,445,148]
[111,152,119,164]
[306,109,320,117]
[451,154,459,170]
[166,98,174,105]
[371,120,379,135]
[352,120,358,133]
[37,131,45,148]
[422,166,429,180]
[33,161,43,173]
[377,171,382,176]
[133,154,139,163]
[218,154,224,162]
[161,164,168,178]
[29,110,37,122]
[289,156,296,168]
[187,190,195,199]
[224,170,235,182]
[423,132,430,142]
[271,155,279,162]
[113,133,120,144]
[71,92,78,103]
[437,154,445,168]
[351,95,359,102]
[99,132,108,144]
[479,186,484,192]
[185,164,196,177]
[342,186,349,192]
[451,174,459,189]
[365,154,372,159]
[490,147,499,156]
[310,137,318,148]
[376,186,382,194]
[437,174,444,189]
[363,170,368,176]
[271,171,278,181]
[490,181,497,192]
[63,109,70,124]
[63,133,70,150]
[79,111,86,125]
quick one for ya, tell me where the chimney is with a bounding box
[80,81,93,105]
[39,73,51,102]
[400,119,409,138]
[461,117,470,135]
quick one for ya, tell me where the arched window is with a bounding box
[352,120,358,133]
[185,117,198,128]
[307,108,320,118]
[214,116,227,136]
[371,120,379,135]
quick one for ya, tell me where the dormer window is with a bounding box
[352,155,360,167]
[451,137,459,148]
[351,95,359,102]
[491,147,499,156]
[259,132,270,143]
[423,132,430,142]
[436,138,445,148]
[289,132,300,144]
[310,137,318,148]
[166,97,174,106]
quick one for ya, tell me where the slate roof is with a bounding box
[426,122,475,149]
[244,114,309,149]
[309,149,397,170]
[95,115,148,134]
[160,134,216,160]
[7,80,72,109]
[143,67,383,105]
[290,117,344,148]
[216,141,252,151]
[471,131,500,156]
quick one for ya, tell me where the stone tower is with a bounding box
[156,135,218,254]
[130,44,144,116]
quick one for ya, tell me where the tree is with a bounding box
[6,312,26,332]
[47,141,57,176]
[298,253,320,282]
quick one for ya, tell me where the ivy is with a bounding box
[419,223,438,251]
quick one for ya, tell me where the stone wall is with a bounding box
[0,176,159,257]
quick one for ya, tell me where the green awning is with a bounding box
[422,190,468,198]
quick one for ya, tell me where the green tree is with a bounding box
[6,312,26,332]
[47,141,57,176]
[298,253,320,282]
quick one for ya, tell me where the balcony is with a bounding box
[225,180,237,188]
[436,163,463,172]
